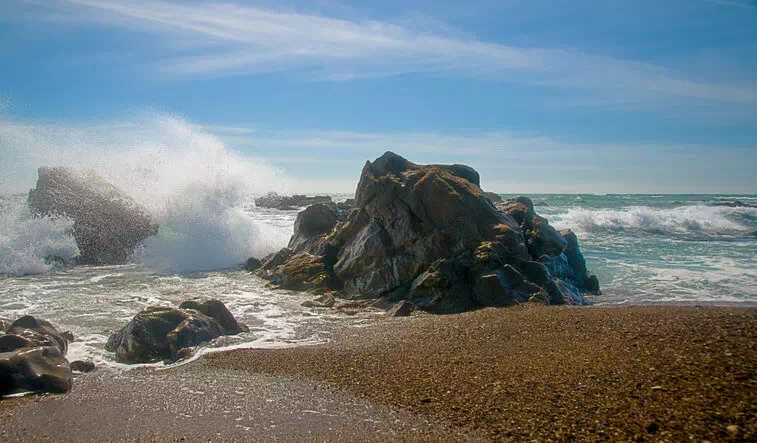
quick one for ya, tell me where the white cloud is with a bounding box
[13,0,754,104]
[1,114,755,194]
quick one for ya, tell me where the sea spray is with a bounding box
[0,112,292,273]
[0,196,79,276]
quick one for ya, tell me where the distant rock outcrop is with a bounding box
[258,152,599,314]
[0,316,74,396]
[28,167,158,265]
[254,192,333,210]
[105,299,248,364]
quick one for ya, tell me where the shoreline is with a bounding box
[1,304,755,441]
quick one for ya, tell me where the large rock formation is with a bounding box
[28,167,158,265]
[254,192,333,211]
[105,299,248,363]
[258,152,599,314]
[0,316,74,396]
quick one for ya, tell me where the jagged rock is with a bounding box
[254,192,332,210]
[70,360,96,373]
[105,300,245,364]
[260,248,294,272]
[264,253,335,292]
[27,167,158,265]
[337,199,355,211]
[483,192,503,203]
[244,257,262,272]
[288,202,341,254]
[262,152,599,313]
[386,300,416,317]
[0,316,72,396]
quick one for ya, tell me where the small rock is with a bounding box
[645,419,660,434]
[70,360,96,373]
[650,385,664,391]
[244,257,261,272]
[175,347,194,362]
[62,331,74,343]
[726,425,740,436]
[387,301,416,317]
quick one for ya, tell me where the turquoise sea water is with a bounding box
[0,192,755,368]
[501,194,757,305]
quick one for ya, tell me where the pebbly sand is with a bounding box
[1,304,755,441]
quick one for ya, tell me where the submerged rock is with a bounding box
[105,299,247,364]
[0,316,73,396]
[254,192,332,210]
[28,167,158,265]
[260,152,599,313]
[70,360,96,373]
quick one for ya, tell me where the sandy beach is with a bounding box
[2,304,755,441]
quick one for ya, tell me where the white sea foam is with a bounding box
[552,205,754,237]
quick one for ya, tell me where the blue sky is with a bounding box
[1,0,756,193]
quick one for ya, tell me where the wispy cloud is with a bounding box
[17,0,756,105]
[702,0,757,11]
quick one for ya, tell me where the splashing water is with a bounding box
[0,196,79,276]
[0,112,292,273]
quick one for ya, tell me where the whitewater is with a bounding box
[1,114,756,368]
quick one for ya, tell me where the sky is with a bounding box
[1,0,756,193]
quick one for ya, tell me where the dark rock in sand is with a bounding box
[70,360,96,373]
[0,316,73,396]
[244,257,262,272]
[105,300,245,364]
[254,192,332,210]
[7,315,69,355]
[261,152,598,312]
[28,167,158,265]
[386,300,417,317]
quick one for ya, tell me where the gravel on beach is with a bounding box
[205,304,757,441]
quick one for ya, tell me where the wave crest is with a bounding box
[552,205,755,237]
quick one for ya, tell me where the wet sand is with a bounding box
[2,304,755,441]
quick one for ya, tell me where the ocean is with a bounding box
[1,191,756,369]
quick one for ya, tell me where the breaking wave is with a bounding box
[0,112,291,274]
[0,197,79,276]
[552,205,756,237]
